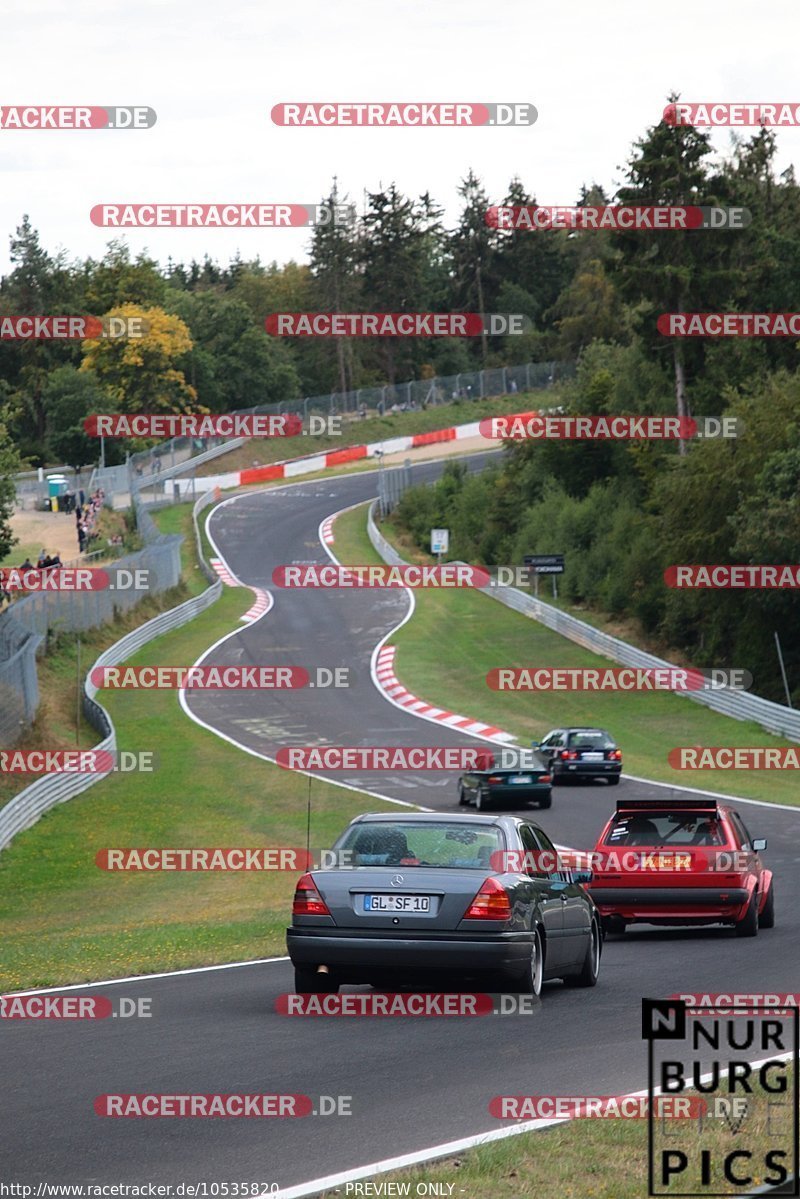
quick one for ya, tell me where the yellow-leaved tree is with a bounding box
[80,304,203,416]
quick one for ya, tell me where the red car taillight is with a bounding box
[540,775,552,784]
[486,775,504,784]
[463,877,512,920]
[607,749,622,760]
[560,750,579,760]
[292,873,331,917]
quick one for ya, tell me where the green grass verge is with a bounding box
[1,541,40,569]
[151,502,210,596]
[323,1066,794,1199]
[332,503,800,807]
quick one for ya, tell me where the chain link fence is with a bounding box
[125,359,574,491]
[12,466,94,512]
[0,489,223,850]
[0,617,43,745]
[0,486,183,746]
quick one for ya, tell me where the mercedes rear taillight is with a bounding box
[292,873,331,917]
[463,877,512,920]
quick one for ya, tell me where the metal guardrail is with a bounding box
[366,504,800,744]
[0,490,223,851]
[368,500,407,567]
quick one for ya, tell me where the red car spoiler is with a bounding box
[614,797,718,815]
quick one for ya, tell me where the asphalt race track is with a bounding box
[4,454,800,1193]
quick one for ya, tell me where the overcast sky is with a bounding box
[2,0,800,278]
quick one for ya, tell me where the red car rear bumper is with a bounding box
[589,885,751,923]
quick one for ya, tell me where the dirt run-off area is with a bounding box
[3,507,83,567]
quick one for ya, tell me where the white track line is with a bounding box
[4,956,291,997]
[274,1051,795,1199]
[319,504,522,752]
[173,507,425,812]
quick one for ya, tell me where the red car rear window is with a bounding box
[603,812,728,847]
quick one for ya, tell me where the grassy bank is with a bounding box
[332,503,800,807]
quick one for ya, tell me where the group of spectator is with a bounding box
[1,487,110,611]
[56,490,82,514]
[0,549,64,607]
[35,550,63,570]
[76,488,105,553]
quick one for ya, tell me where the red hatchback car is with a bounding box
[587,798,774,937]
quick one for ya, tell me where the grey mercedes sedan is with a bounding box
[286,812,602,997]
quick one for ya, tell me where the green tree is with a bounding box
[167,290,300,410]
[307,182,363,396]
[611,95,736,452]
[79,241,166,312]
[0,421,24,561]
[360,184,441,383]
[43,366,113,467]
